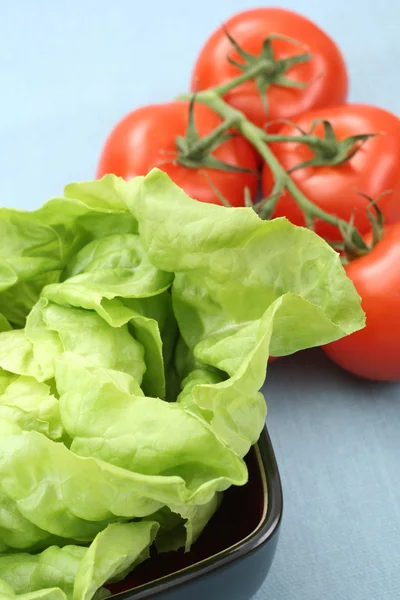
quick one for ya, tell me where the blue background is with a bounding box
[1,1,399,599]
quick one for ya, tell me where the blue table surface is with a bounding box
[1,1,399,599]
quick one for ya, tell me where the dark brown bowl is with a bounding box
[106,425,282,600]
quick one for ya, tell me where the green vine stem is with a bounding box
[208,60,273,96]
[183,89,366,248]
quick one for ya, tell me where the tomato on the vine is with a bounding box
[324,222,400,381]
[262,104,400,241]
[191,8,348,129]
[96,101,258,207]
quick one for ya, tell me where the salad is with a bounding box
[0,169,364,599]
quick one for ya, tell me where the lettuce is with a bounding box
[0,169,364,598]
[0,521,158,600]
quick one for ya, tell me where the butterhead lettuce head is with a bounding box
[0,169,364,599]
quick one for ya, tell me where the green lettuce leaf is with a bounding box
[0,374,63,440]
[42,232,174,398]
[0,315,12,333]
[55,355,247,491]
[0,299,145,384]
[0,522,158,600]
[60,233,172,297]
[0,209,65,292]
[0,489,53,551]
[0,271,61,328]
[0,170,364,599]
[73,521,159,600]
[134,170,364,352]
[127,169,365,454]
[0,417,241,542]
[35,175,140,236]
[0,578,67,599]
[0,176,141,328]
[0,546,85,598]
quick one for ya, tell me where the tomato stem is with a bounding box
[176,95,253,174]
[261,132,318,143]
[209,61,271,96]
[261,132,340,157]
[186,116,238,156]
[191,90,365,243]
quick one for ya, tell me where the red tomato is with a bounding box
[262,104,400,241]
[324,223,400,381]
[96,101,258,207]
[191,8,348,129]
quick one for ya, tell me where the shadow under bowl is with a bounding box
[107,425,282,600]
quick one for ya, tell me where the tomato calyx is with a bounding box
[175,96,255,173]
[291,120,378,172]
[333,194,385,262]
[262,119,379,172]
[220,31,311,116]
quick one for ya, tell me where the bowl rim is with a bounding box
[109,425,283,599]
